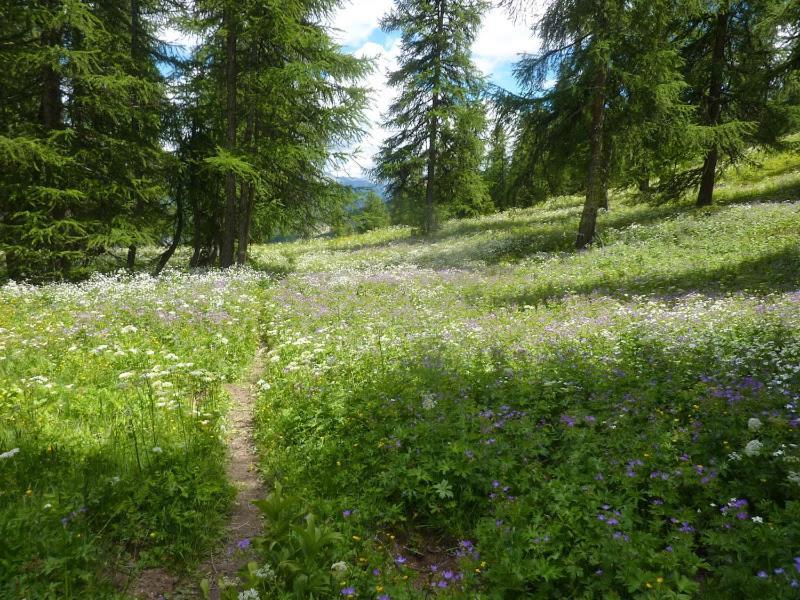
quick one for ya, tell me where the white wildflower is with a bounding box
[121,325,138,334]
[747,418,762,431]
[151,446,163,454]
[238,588,259,600]
[788,472,800,485]
[0,448,20,460]
[421,393,438,410]
[331,561,348,573]
[118,372,135,380]
[255,564,275,580]
[727,452,742,461]
[751,516,764,524]
[43,503,52,510]
[744,440,763,457]
[218,575,240,588]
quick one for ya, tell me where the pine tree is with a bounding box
[0,0,169,281]
[186,0,369,265]
[374,0,488,233]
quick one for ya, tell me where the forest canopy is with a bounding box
[0,0,798,281]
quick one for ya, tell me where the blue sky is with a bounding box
[328,0,543,177]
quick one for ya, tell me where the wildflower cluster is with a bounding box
[251,196,800,598]
[0,270,263,597]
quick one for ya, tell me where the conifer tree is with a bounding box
[374,0,488,233]
[504,0,692,247]
[681,0,797,206]
[187,0,369,266]
[484,120,511,210]
[0,0,168,281]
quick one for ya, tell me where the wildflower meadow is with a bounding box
[2,158,800,598]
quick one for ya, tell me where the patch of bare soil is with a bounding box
[129,349,266,600]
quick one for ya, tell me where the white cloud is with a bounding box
[472,4,540,75]
[328,0,395,47]
[333,38,401,178]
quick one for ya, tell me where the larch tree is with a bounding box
[374,0,488,233]
[681,0,798,207]
[0,0,169,281]
[484,120,511,210]
[504,0,692,248]
[186,0,370,266]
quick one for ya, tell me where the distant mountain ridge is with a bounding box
[336,177,386,199]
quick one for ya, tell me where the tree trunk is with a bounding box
[41,0,67,276]
[424,107,439,234]
[697,11,728,208]
[576,64,608,249]
[5,251,23,281]
[638,172,651,193]
[126,0,141,271]
[236,112,256,265]
[423,0,445,235]
[40,7,62,131]
[236,182,254,265]
[153,194,184,276]
[220,6,238,268]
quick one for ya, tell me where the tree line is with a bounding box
[377,0,799,247]
[1,0,368,281]
[1,0,798,281]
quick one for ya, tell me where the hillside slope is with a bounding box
[244,154,800,599]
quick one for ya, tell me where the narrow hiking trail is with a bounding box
[131,349,266,599]
[201,347,267,597]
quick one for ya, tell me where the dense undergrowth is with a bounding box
[0,272,264,598]
[237,154,800,599]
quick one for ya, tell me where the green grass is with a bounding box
[0,272,264,598]
[233,154,800,599]
[2,150,800,599]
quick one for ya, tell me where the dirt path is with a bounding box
[130,349,266,599]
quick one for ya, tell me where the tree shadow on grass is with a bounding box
[482,244,800,309]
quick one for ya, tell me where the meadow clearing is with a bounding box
[2,153,800,598]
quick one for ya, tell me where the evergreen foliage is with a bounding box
[0,0,169,281]
[374,0,490,232]
[186,0,370,266]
